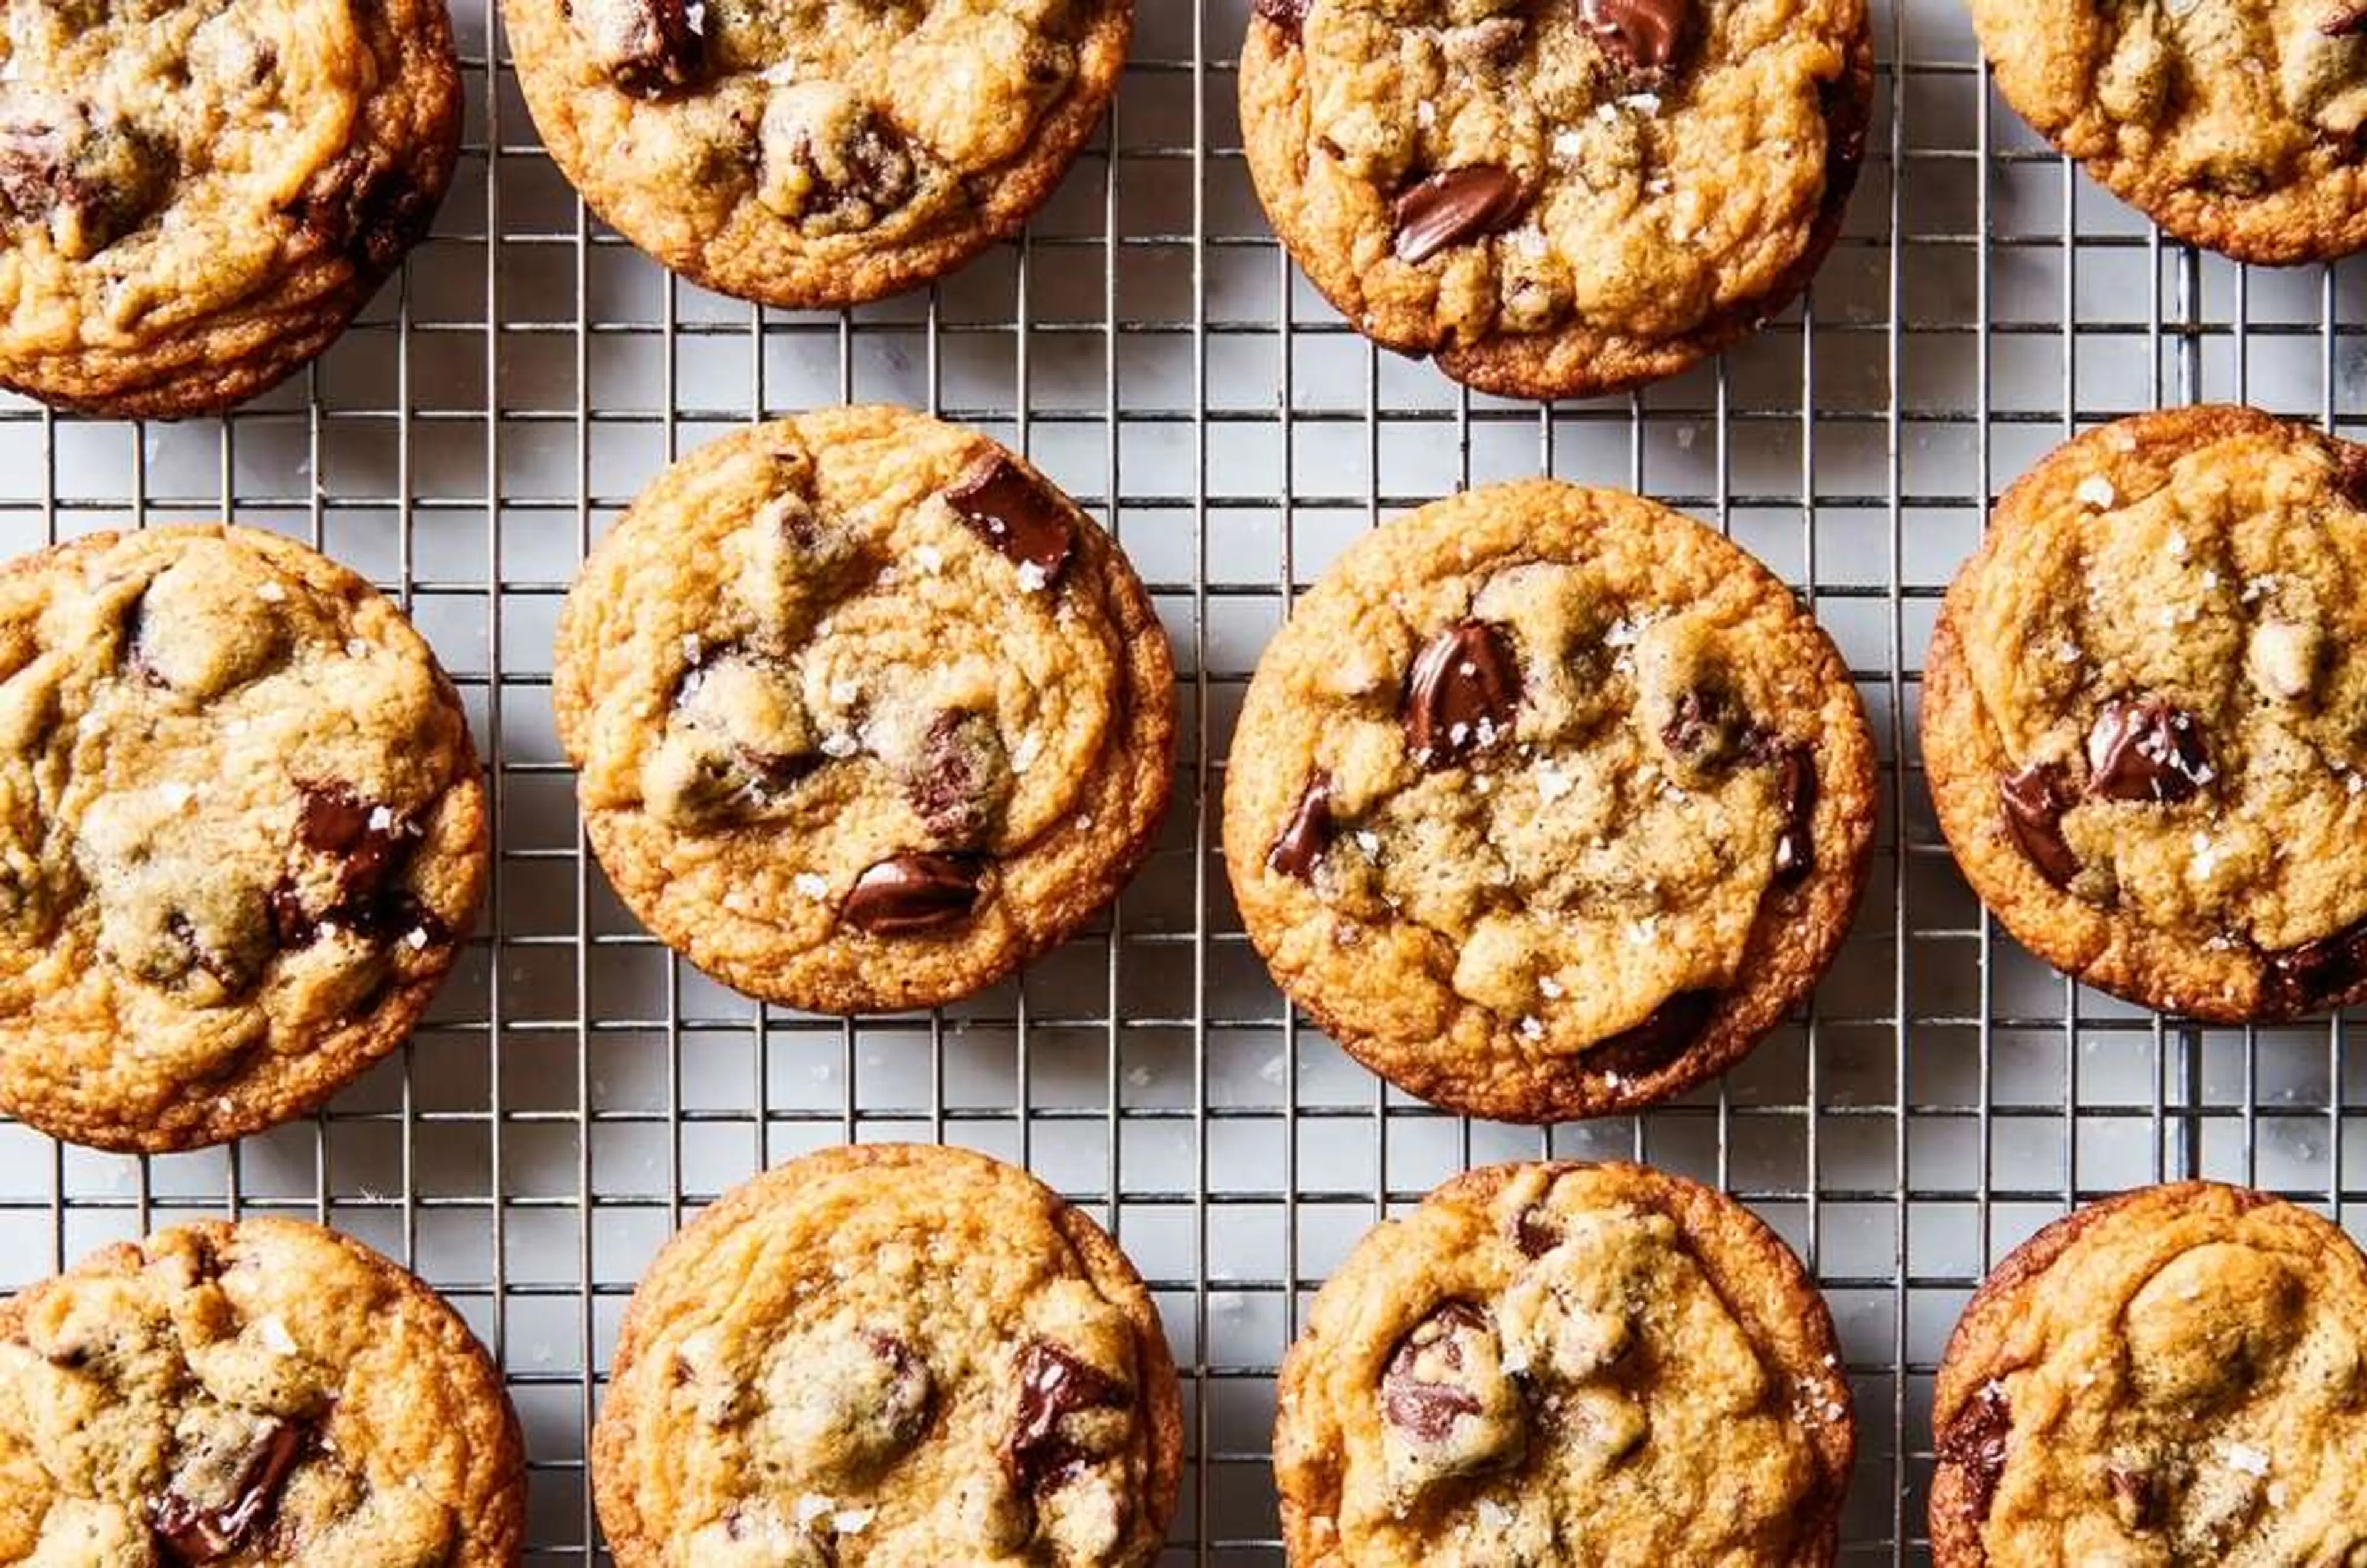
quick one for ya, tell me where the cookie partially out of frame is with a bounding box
[1275,1160,1854,1566]
[592,1143,1183,1566]
[1924,404,2367,1022]
[1238,0,1873,400]
[1222,478,1876,1122]
[1931,1182,2367,1566]
[0,0,462,417]
[1969,0,2367,266]
[0,525,488,1152]
[0,1218,525,1564]
[501,0,1131,309]
[553,405,1175,1015]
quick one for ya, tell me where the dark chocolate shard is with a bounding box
[1765,740,1816,886]
[2265,913,2367,1016]
[1391,166,1527,266]
[1253,0,1310,38]
[1269,770,1335,881]
[1005,1339,1127,1491]
[1380,1301,1490,1445]
[1579,0,1693,76]
[944,454,1076,585]
[2085,696,2213,803]
[842,853,984,936]
[1585,989,1717,1081]
[1937,1380,2012,1524]
[1404,621,1521,769]
[150,1416,305,1564]
[864,1331,936,1457]
[570,0,705,96]
[270,785,441,949]
[1998,761,2079,888]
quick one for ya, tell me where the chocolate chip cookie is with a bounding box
[591,1143,1182,1566]
[552,406,1174,1015]
[1275,1160,1854,1566]
[0,0,462,418]
[1931,1182,2367,1566]
[501,0,1131,310]
[0,525,488,1152]
[1238,0,1873,400]
[1923,405,2367,1022]
[1971,0,2367,265]
[1222,479,1876,1122]
[0,1218,525,1564]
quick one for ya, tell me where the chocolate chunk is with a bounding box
[1253,0,1309,38]
[2265,914,2367,1015]
[901,709,1010,847]
[150,1417,305,1564]
[2085,697,2214,803]
[842,853,984,936]
[1998,761,2079,888]
[1404,621,1521,769]
[1580,0,1693,77]
[1585,989,1716,1080]
[285,157,433,274]
[270,785,432,948]
[0,101,172,261]
[1766,741,1816,886]
[1268,770,1334,881]
[570,0,705,96]
[1661,686,1747,770]
[1005,1339,1126,1490]
[1381,1302,1489,1443]
[1511,1206,1561,1259]
[865,1332,936,1455]
[2323,0,2367,35]
[1938,1381,2012,1524]
[2107,1461,2162,1530]
[758,83,917,236]
[1391,166,1527,266]
[944,454,1076,586]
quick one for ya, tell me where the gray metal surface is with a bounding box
[0,1,2362,1561]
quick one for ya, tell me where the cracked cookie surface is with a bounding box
[1930,1182,2367,1567]
[591,1143,1182,1567]
[500,0,1131,309]
[1221,479,1874,1122]
[552,405,1174,1015]
[1924,405,2367,1021]
[0,0,461,417]
[0,1217,525,1566]
[1238,0,1872,400]
[1274,1160,1853,1568]
[1971,0,2367,264]
[0,525,487,1153]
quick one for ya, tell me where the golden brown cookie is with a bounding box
[1274,1160,1854,1567]
[1969,0,2367,266]
[500,0,1132,310]
[1930,1182,2367,1566]
[1237,0,1872,401]
[0,1218,525,1564]
[591,1143,1183,1566]
[1221,479,1876,1122]
[0,0,463,418]
[1923,405,2367,1022]
[0,525,488,1153]
[552,406,1174,1015]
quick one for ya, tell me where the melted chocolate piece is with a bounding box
[1766,741,1816,886]
[865,1332,936,1454]
[1005,1339,1126,1490]
[1937,1381,2012,1524]
[1579,0,1692,76]
[902,709,1005,846]
[2085,697,2212,803]
[842,853,984,936]
[1510,1206,1561,1259]
[572,0,705,96]
[1380,1302,1490,1444]
[150,1418,305,1564]
[944,454,1076,584]
[2265,914,2367,1015]
[1585,989,1717,1080]
[1269,770,1335,881]
[285,155,433,274]
[2323,0,2367,35]
[0,104,171,259]
[1404,622,1521,769]
[1998,761,2079,888]
[269,785,436,949]
[1661,685,1747,769]
[1253,0,1310,37]
[1391,166,1527,266]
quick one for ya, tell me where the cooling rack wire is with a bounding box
[0,1,2362,1561]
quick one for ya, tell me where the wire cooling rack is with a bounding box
[1,1,2363,1562]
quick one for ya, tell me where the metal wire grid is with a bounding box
[0,0,2362,1561]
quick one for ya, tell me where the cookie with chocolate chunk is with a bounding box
[0,1218,525,1564]
[0,525,487,1152]
[552,405,1174,1015]
[1971,0,2367,264]
[592,1143,1182,1566]
[1274,1160,1854,1566]
[500,0,1130,309]
[1931,1182,2367,1566]
[0,0,462,417]
[1923,406,2367,1021]
[1221,479,1876,1122]
[1238,0,1873,400]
